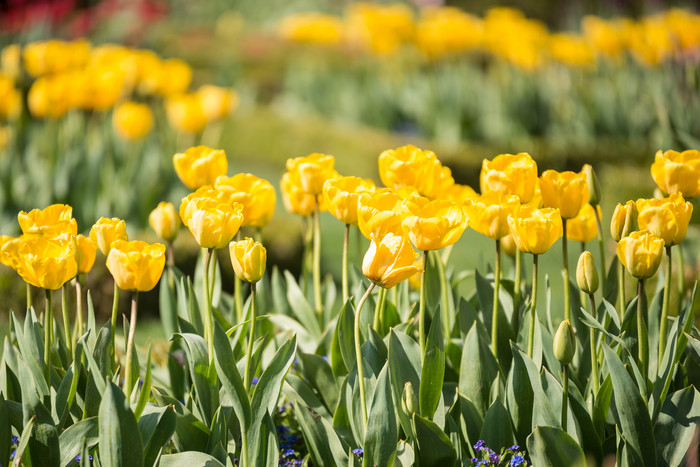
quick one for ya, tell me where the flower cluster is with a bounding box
[470,440,528,466]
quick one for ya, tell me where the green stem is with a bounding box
[313,200,322,318]
[302,216,313,297]
[110,279,119,369]
[659,246,672,366]
[561,364,569,431]
[637,279,648,386]
[513,250,522,331]
[588,293,600,397]
[244,282,258,392]
[435,250,451,341]
[234,273,243,324]
[26,283,32,310]
[618,260,626,319]
[373,287,387,333]
[594,207,607,285]
[419,250,428,361]
[562,219,571,323]
[75,277,83,340]
[354,282,376,429]
[44,289,53,384]
[124,292,139,400]
[491,239,501,359]
[62,285,72,357]
[342,223,349,304]
[203,248,214,363]
[676,244,684,297]
[528,255,539,358]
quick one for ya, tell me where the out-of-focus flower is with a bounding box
[174,146,228,190]
[323,176,375,225]
[229,237,267,283]
[197,85,239,121]
[414,7,483,59]
[166,93,207,134]
[566,204,599,243]
[549,33,596,68]
[149,202,180,243]
[14,234,77,290]
[582,164,602,206]
[281,171,317,217]
[507,206,563,255]
[106,240,166,292]
[345,3,415,56]
[285,153,338,196]
[180,194,243,249]
[539,169,590,219]
[157,59,192,96]
[1,44,21,81]
[610,201,638,242]
[480,152,538,204]
[582,15,629,61]
[650,149,700,198]
[636,193,693,246]
[75,234,97,274]
[112,101,153,140]
[0,74,21,121]
[0,235,18,268]
[401,196,467,251]
[278,13,344,45]
[501,234,517,258]
[357,191,407,240]
[378,145,453,200]
[617,230,664,279]
[363,233,421,289]
[463,192,520,240]
[483,7,548,70]
[90,217,128,256]
[216,174,276,227]
[18,204,77,237]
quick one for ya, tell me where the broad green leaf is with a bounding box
[151,392,209,453]
[213,324,252,432]
[283,374,332,423]
[506,342,534,447]
[331,301,350,379]
[364,364,398,467]
[475,270,515,372]
[654,386,700,467]
[526,425,586,467]
[55,340,82,426]
[285,270,322,337]
[388,330,422,440]
[12,312,48,397]
[98,382,144,467]
[58,417,98,467]
[459,322,499,418]
[420,309,444,420]
[412,413,457,466]
[394,440,415,467]
[133,343,152,419]
[296,402,348,467]
[174,333,218,426]
[159,267,179,339]
[0,396,9,467]
[138,404,177,467]
[479,399,515,451]
[158,452,225,467]
[12,415,35,467]
[337,300,356,374]
[299,352,338,413]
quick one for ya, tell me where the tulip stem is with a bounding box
[313,201,323,319]
[302,216,313,297]
[618,261,626,319]
[44,289,53,384]
[124,292,139,401]
[342,223,349,304]
[110,279,119,369]
[419,250,428,361]
[561,364,569,431]
[62,285,72,357]
[75,277,83,339]
[528,255,539,358]
[244,282,258,392]
[594,208,607,285]
[491,239,501,360]
[355,282,376,430]
[435,250,451,341]
[562,219,571,323]
[203,248,214,363]
[235,270,243,324]
[373,287,387,333]
[659,246,672,366]
[588,293,600,397]
[676,244,684,296]
[26,283,32,310]
[513,250,522,332]
[637,279,648,387]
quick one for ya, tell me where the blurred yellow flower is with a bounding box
[149,202,181,243]
[0,235,18,268]
[650,149,700,198]
[281,171,318,217]
[216,173,277,228]
[180,195,243,249]
[501,234,517,258]
[278,13,344,45]
[157,59,192,96]
[415,7,483,59]
[566,204,599,243]
[230,237,267,283]
[90,217,128,256]
[174,146,228,190]
[378,144,454,200]
[463,192,520,240]
[507,206,563,255]
[166,93,207,134]
[285,153,338,196]
[363,233,421,289]
[1,44,21,81]
[539,169,590,219]
[75,234,97,275]
[401,196,467,251]
[106,240,166,292]
[480,152,538,203]
[197,85,239,121]
[18,204,77,237]
[323,176,376,225]
[617,230,664,279]
[345,2,415,56]
[549,33,596,68]
[636,193,693,246]
[113,101,154,140]
[14,234,77,290]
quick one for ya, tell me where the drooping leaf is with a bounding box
[653,386,700,467]
[98,381,144,467]
[526,425,586,467]
[58,417,98,467]
[412,413,457,467]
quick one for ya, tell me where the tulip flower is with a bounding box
[112,101,154,140]
[216,173,277,228]
[357,191,407,241]
[566,204,599,244]
[480,152,538,203]
[362,233,421,289]
[464,192,520,240]
[443,183,478,204]
[280,171,317,217]
[197,85,239,121]
[378,144,454,200]
[149,202,181,244]
[650,149,700,198]
[173,146,228,190]
[577,251,600,396]
[610,200,638,314]
[90,217,128,256]
[13,234,77,291]
[75,234,96,275]
[554,319,575,430]
[18,204,77,237]
[180,195,243,250]
[285,153,338,196]
[165,93,207,134]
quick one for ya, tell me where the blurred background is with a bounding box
[0,0,699,325]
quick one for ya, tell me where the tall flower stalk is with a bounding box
[527,255,539,358]
[491,239,502,358]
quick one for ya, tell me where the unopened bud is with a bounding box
[501,234,517,259]
[610,201,637,242]
[401,382,417,417]
[576,251,599,294]
[583,164,601,207]
[554,320,575,365]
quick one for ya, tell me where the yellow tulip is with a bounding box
[0,235,18,268]
[362,233,421,289]
[180,195,243,249]
[14,234,77,290]
[89,217,128,256]
[480,152,538,203]
[216,173,277,227]
[75,234,97,275]
[501,234,518,258]
[401,196,467,251]
[443,183,478,204]
[285,153,338,196]
[539,169,590,219]
[636,193,693,246]
[156,59,192,96]
[323,176,376,225]
[113,101,154,140]
[106,240,166,292]
[197,85,239,121]
[165,93,207,134]
[610,200,638,242]
[229,237,267,283]
[173,146,228,190]
[280,171,318,217]
[18,204,77,237]
[357,191,406,240]
[507,206,563,255]
[463,192,520,240]
[149,202,181,243]
[617,230,664,279]
[378,144,454,200]
[566,204,599,243]
[650,149,700,198]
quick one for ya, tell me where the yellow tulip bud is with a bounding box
[197,85,239,121]
[357,191,406,240]
[18,204,77,237]
[322,176,375,225]
[216,174,277,228]
[553,320,576,365]
[463,191,520,240]
[113,101,154,140]
[610,201,637,242]
[180,195,243,249]
[539,169,590,219]
[14,234,77,290]
[401,381,418,417]
[480,152,538,203]
[362,233,421,289]
[173,146,228,190]
[636,193,693,246]
[401,196,467,251]
[582,164,601,206]
[576,251,599,294]
[166,93,207,134]
[75,234,97,275]
[285,153,338,196]
[106,240,166,292]
[149,202,181,243]
[616,230,664,279]
[566,204,599,244]
[378,144,454,200]
[229,237,267,283]
[90,217,128,256]
[500,234,517,258]
[650,149,700,198]
[507,206,563,255]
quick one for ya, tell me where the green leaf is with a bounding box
[337,302,357,377]
[158,452,225,467]
[284,374,333,422]
[98,382,143,467]
[138,405,177,467]
[285,270,322,337]
[213,324,252,432]
[654,386,700,467]
[159,267,179,339]
[0,396,10,467]
[18,359,59,467]
[603,344,656,467]
[133,343,152,419]
[394,440,415,467]
[459,322,499,418]
[526,425,586,467]
[152,393,209,453]
[299,352,338,413]
[364,363,398,467]
[479,399,515,451]
[506,342,534,446]
[174,333,218,426]
[296,402,349,467]
[12,312,48,397]
[55,342,82,426]
[412,413,457,466]
[12,415,35,467]
[420,309,444,420]
[58,417,98,467]
[475,269,515,372]
[388,330,422,440]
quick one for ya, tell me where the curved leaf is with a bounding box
[527,425,586,467]
[98,381,144,467]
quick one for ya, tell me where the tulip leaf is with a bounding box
[395,440,415,467]
[58,417,98,467]
[267,315,315,354]
[98,381,144,467]
[133,343,152,419]
[603,343,656,466]
[0,396,8,467]
[459,322,499,418]
[526,425,586,467]
[159,267,180,339]
[12,312,48,397]
[388,330,422,439]
[364,363,398,467]
[55,341,83,425]
[603,256,619,305]
[284,374,333,422]
[213,324,252,432]
[412,412,457,467]
[270,267,291,317]
[480,398,515,451]
[653,386,700,467]
[151,393,209,453]
[12,415,35,467]
[475,269,515,372]
[296,401,350,467]
[506,342,534,447]
[284,270,322,337]
[337,300,357,374]
[420,308,444,420]
[174,333,218,426]
[299,352,338,413]
[330,300,351,379]
[158,452,225,467]
[138,404,177,467]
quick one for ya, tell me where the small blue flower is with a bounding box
[283,449,295,457]
[11,436,19,444]
[322,355,328,362]
[489,453,499,463]
[473,440,487,451]
[477,461,488,467]
[11,450,16,459]
[252,377,259,385]
[353,448,364,458]
[279,405,287,413]
[511,454,525,466]
[507,444,520,451]
[287,436,299,443]
[470,458,479,463]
